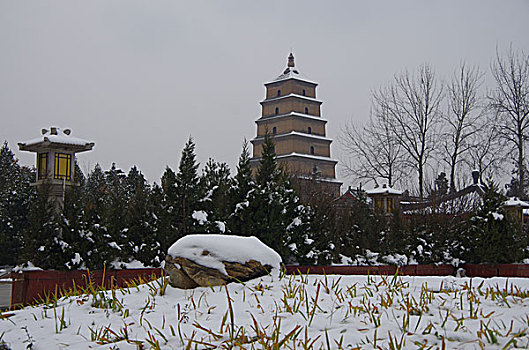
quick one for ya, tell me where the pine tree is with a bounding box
[60,178,86,269]
[21,183,72,270]
[123,167,161,266]
[0,141,35,266]
[175,137,202,235]
[228,140,255,235]
[103,163,128,263]
[79,164,118,269]
[237,134,311,261]
[465,182,524,263]
[506,164,529,199]
[158,166,179,252]
[199,158,231,233]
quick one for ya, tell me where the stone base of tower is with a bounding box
[290,175,342,203]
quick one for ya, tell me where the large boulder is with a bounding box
[164,234,282,289]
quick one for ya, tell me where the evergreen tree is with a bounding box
[465,182,524,263]
[60,178,86,269]
[228,140,255,235]
[0,142,35,266]
[506,164,529,199]
[237,134,311,261]
[175,137,202,234]
[122,167,161,266]
[103,163,128,261]
[80,164,118,269]
[158,166,179,252]
[199,158,231,233]
[21,183,72,270]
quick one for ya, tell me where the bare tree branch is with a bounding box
[441,62,484,192]
[489,46,529,197]
[375,64,443,197]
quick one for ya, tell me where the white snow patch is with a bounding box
[492,212,504,220]
[110,259,146,269]
[108,242,121,251]
[13,261,42,272]
[215,221,226,233]
[168,234,282,275]
[192,210,208,225]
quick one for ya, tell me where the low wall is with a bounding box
[285,264,529,278]
[10,268,161,307]
[9,264,529,308]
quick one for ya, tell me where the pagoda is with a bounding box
[250,53,341,197]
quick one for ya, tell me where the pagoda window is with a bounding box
[275,107,279,115]
[310,146,315,155]
[54,153,72,181]
[308,126,312,134]
[37,153,48,179]
[387,198,393,212]
[302,89,306,96]
[277,90,281,97]
[305,107,309,114]
[272,127,277,134]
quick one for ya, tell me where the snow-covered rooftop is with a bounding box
[251,131,332,143]
[504,197,529,208]
[265,53,318,86]
[18,127,94,152]
[261,93,322,104]
[366,185,403,196]
[256,111,328,123]
[275,152,338,164]
[296,174,343,184]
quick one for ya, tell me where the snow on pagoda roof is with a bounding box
[256,111,328,123]
[366,185,403,196]
[261,93,322,104]
[251,131,332,143]
[265,53,318,86]
[296,174,343,184]
[276,152,338,164]
[18,127,94,152]
[504,197,529,208]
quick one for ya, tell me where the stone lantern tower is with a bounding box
[503,197,529,232]
[18,127,94,206]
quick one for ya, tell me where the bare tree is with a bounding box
[375,64,443,198]
[489,47,529,197]
[466,112,507,183]
[339,103,406,187]
[441,63,483,193]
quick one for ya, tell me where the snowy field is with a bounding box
[2,273,529,349]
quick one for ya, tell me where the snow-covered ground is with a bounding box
[2,274,529,349]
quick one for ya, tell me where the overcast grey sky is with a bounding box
[1,1,528,187]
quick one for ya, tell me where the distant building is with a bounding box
[250,53,341,197]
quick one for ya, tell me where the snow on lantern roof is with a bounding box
[504,197,529,208]
[366,185,403,196]
[18,127,94,152]
[265,53,318,86]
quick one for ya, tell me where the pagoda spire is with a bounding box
[287,52,295,67]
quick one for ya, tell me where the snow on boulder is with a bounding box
[164,234,282,289]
